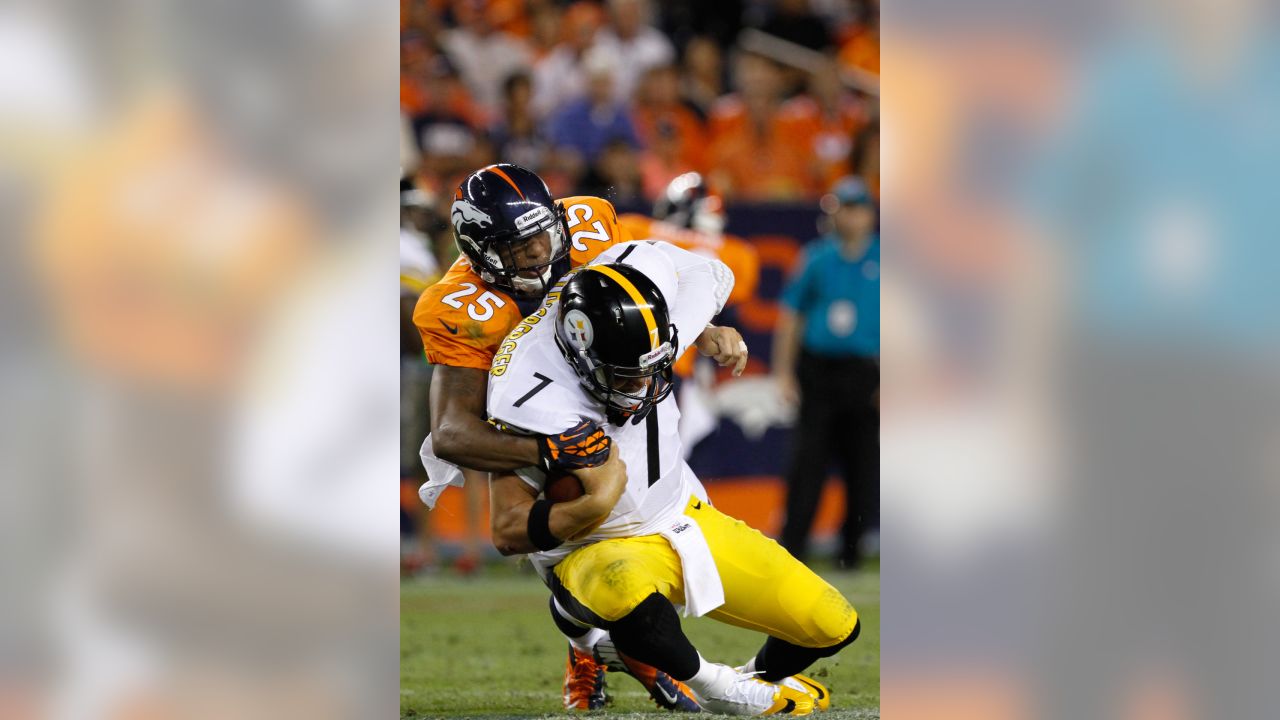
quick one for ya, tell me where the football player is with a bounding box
[619,172,762,453]
[485,241,862,716]
[412,164,700,710]
[618,172,760,310]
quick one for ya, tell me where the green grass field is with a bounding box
[401,560,879,719]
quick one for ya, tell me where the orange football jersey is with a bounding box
[414,195,633,370]
[618,214,759,305]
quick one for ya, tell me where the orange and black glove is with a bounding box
[539,416,612,473]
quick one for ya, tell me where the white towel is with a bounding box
[659,512,725,618]
[417,434,466,509]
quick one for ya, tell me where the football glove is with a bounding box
[540,416,611,473]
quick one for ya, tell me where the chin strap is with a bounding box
[510,269,552,294]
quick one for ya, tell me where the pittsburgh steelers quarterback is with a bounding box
[412,164,700,710]
[484,240,862,716]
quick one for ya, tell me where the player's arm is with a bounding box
[488,446,628,555]
[429,365,542,471]
[771,247,817,405]
[771,307,804,405]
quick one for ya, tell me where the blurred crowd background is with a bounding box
[3,0,1279,716]
[400,0,877,226]
[399,0,883,577]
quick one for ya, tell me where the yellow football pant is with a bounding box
[551,496,858,648]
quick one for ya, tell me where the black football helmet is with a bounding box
[451,164,569,296]
[652,172,724,234]
[555,263,679,424]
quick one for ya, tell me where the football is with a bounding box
[544,472,585,503]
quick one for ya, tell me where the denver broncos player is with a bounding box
[619,172,760,311]
[485,241,861,715]
[412,164,699,711]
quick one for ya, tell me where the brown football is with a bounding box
[544,472,585,503]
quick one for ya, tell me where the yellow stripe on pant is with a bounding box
[552,496,859,648]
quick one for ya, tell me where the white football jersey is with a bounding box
[486,241,734,570]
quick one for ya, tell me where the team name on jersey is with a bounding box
[490,268,581,377]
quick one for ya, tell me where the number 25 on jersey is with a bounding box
[440,282,507,321]
[564,203,610,252]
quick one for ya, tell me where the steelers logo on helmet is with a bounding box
[563,309,594,351]
[553,261,680,425]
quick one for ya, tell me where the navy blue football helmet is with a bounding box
[451,164,569,296]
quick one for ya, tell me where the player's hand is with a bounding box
[572,444,627,529]
[695,324,749,377]
[539,416,612,473]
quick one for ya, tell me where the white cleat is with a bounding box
[694,667,814,716]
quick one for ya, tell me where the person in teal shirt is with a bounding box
[772,176,880,568]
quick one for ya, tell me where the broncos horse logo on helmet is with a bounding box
[451,201,493,232]
[450,164,569,297]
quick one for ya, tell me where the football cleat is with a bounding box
[778,675,830,712]
[593,637,700,711]
[563,643,608,711]
[694,666,814,716]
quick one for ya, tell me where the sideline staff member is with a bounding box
[773,176,880,568]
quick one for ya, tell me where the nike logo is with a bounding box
[656,684,679,705]
[780,698,797,714]
[797,677,825,700]
[692,501,702,510]
[440,319,459,334]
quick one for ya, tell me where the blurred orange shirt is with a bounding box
[36,93,309,391]
[706,96,821,200]
[838,30,880,77]
[783,95,871,190]
[632,105,707,172]
[400,75,485,126]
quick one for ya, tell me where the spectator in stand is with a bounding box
[633,64,708,196]
[526,2,563,62]
[594,0,676,104]
[837,0,879,79]
[801,60,873,190]
[403,54,487,195]
[851,118,879,199]
[759,0,833,51]
[531,1,605,118]
[547,48,642,181]
[417,122,482,197]
[404,56,488,194]
[440,0,531,116]
[488,72,551,172]
[639,121,694,201]
[401,0,440,39]
[579,138,645,205]
[707,52,819,200]
[484,0,532,39]
[774,177,880,570]
[401,53,485,128]
[680,36,725,119]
